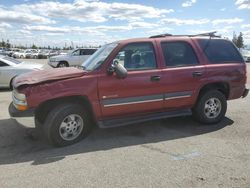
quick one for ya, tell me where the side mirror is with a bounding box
[107,60,127,79]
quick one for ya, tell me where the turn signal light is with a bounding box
[16,104,28,111]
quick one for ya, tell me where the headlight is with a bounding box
[12,90,28,111]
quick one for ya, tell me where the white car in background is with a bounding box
[0,55,44,88]
[13,49,38,59]
[241,49,250,62]
[48,48,97,67]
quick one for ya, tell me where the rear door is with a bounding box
[98,42,164,118]
[160,40,205,110]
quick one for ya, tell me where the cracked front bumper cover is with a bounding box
[9,102,35,128]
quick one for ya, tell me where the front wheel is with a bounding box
[57,62,68,68]
[192,90,227,124]
[43,104,91,147]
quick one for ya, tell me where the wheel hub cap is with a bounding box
[59,114,84,141]
[204,98,222,119]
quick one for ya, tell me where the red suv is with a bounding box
[9,32,249,146]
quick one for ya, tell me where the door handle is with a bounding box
[150,75,161,82]
[192,71,203,77]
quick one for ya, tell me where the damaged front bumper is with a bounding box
[9,102,35,128]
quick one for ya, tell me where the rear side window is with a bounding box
[198,39,243,63]
[161,41,198,67]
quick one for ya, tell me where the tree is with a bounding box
[232,32,237,46]
[232,32,244,49]
[0,39,6,47]
[31,44,37,49]
[236,32,244,49]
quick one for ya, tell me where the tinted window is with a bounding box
[81,49,97,55]
[161,42,198,67]
[114,43,157,71]
[0,61,9,67]
[198,39,243,63]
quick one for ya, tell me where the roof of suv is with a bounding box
[118,31,224,44]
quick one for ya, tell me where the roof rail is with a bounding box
[192,31,219,37]
[149,31,220,38]
[149,33,172,38]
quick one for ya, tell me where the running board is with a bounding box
[98,109,192,128]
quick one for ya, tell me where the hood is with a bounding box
[16,61,44,69]
[50,54,68,59]
[13,67,86,88]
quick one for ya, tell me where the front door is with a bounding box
[71,49,81,66]
[98,42,164,118]
[79,49,96,63]
[0,61,11,87]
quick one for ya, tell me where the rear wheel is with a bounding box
[43,104,91,147]
[192,90,227,124]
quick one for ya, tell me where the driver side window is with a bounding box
[114,43,157,71]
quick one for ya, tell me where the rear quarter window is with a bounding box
[198,39,244,63]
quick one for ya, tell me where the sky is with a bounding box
[0,0,250,48]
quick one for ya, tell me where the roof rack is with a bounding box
[192,31,219,37]
[149,31,220,38]
[149,33,172,38]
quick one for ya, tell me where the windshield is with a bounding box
[82,43,118,71]
[3,56,21,64]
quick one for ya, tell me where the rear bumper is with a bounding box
[9,103,35,128]
[242,88,249,98]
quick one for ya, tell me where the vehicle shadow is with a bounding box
[0,116,233,166]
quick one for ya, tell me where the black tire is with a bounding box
[35,117,44,138]
[192,90,227,124]
[43,104,91,147]
[9,77,15,90]
[57,61,68,68]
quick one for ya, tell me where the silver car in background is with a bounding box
[241,49,250,62]
[0,55,44,89]
[48,48,97,67]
